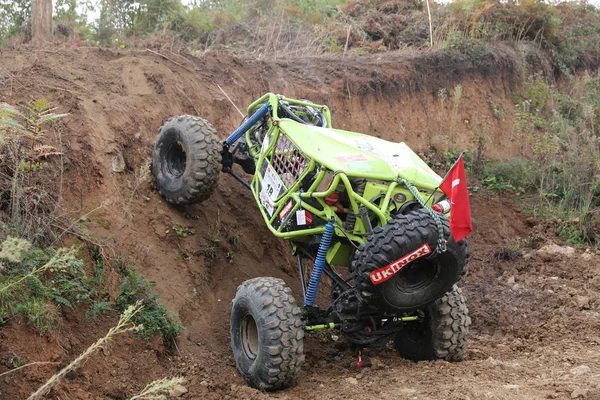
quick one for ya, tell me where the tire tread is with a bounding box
[152,115,221,205]
[231,277,305,391]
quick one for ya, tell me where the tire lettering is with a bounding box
[371,272,383,283]
[369,244,432,285]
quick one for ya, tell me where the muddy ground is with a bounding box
[0,46,599,400]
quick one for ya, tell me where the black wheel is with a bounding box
[231,277,305,391]
[352,209,469,312]
[395,285,470,361]
[152,116,221,205]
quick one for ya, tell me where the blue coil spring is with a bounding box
[304,219,335,307]
[225,102,270,146]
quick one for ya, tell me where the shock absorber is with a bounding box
[304,219,335,307]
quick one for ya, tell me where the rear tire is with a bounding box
[231,277,305,391]
[152,116,221,205]
[395,285,470,361]
[352,209,469,312]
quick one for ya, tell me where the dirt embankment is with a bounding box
[1,46,599,400]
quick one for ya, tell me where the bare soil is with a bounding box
[0,46,599,400]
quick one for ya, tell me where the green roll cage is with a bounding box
[243,93,439,267]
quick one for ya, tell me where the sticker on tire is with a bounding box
[370,244,432,285]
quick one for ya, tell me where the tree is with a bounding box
[31,0,52,45]
[0,0,31,43]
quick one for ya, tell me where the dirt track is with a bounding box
[1,47,599,400]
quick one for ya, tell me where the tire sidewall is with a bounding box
[394,306,436,361]
[230,294,265,380]
[380,236,463,311]
[395,285,470,362]
[230,278,305,391]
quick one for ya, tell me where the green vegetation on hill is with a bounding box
[1,1,599,240]
[1,0,599,72]
[482,69,600,245]
[0,237,182,348]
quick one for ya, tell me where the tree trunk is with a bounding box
[31,0,53,46]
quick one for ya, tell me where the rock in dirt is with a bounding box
[574,296,591,310]
[537,244,575,258]
[581,252,593,261]
[571,388,589,399]
[109,150,126,173]
[399,388,417,394]
[503,384,520,389]
[370,357,387,370]
[570,365,591,376]
[169,384,188,397]
[345,377,359,385]
[584,311,600,319]
[486,356,501,367]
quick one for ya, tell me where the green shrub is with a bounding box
[485,68,600,243]
[116,267,183,350]
[524,77,551,112]
[483,159,537,193]
[0,240,183,347]
[0,242,82,333]
[14,298,60,334]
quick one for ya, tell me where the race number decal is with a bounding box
[261,164,283,201]
[259,163,284,216]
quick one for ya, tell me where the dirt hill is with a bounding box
[1,46,599,400]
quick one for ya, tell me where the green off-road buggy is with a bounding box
[151,93,470,390]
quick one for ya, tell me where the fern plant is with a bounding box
[0,238,112,333]
[0,100,68,242]
[85,301,113,319]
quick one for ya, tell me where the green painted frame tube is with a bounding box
[304,316,418,331]
[243,94,438,242]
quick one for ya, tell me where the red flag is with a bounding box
[439,155,472,242]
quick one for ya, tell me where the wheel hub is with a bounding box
[165,141,186,178]
[241,314,259,360]
[392,259,440,294]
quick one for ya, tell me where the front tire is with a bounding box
[395,285,470,361]
[230,277,305,391]
[152,116,221,205]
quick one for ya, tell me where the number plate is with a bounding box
[259,162,284,216]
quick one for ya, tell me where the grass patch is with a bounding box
[116,266,183,350]
[480,70,600,245]
[0,239,182,350]
[0,241,84,333]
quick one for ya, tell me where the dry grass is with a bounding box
[0,101,67,244]
[129,376,186,400]
[27,301,144,400]
[0,240,77,295]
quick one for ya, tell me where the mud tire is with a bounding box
[394,285,470,361]
[152,116,221,205]
[352,209,469,312]
[230,277,305,391]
